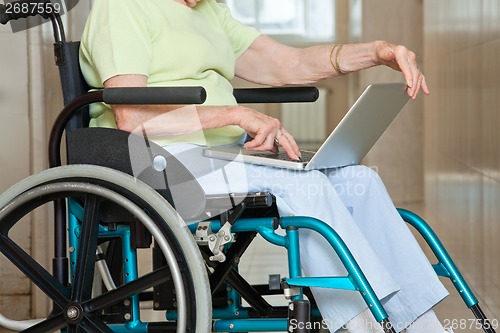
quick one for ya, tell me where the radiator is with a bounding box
[280,88,327,146]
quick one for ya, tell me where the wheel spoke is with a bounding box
[21,313,66,333]
[85,266,170,312]
[72,194,101,302]
[0,235,69,307]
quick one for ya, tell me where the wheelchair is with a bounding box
[0,3,496,333]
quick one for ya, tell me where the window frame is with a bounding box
[223,0,336,46]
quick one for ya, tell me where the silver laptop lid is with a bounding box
[305,82,410,170]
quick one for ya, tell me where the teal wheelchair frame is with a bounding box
[0,2,495,333]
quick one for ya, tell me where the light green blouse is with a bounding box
[79,0,260,146]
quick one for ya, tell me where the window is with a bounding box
[224,0,335,44]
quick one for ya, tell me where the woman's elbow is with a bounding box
[112,105,136,132]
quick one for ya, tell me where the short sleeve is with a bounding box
[80,0,154,86]
[214,2,261,58]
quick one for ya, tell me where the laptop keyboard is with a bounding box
[250,150,316,162]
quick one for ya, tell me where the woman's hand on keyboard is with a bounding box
[235,106,302,161]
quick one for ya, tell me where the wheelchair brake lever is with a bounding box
[209,203,247,262]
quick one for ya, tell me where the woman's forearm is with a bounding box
[237,37,426,98]
[105,73,246,136]
[289,41,380,83]
[236,36,382,86]
[113,103,243,136]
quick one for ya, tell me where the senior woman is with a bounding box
[79,0,449,332]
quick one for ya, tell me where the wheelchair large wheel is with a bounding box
[0,165,211,333]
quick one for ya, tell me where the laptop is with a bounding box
[203,83,411,171]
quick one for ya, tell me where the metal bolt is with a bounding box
[66,307,79,319]
[124,313,131,320]
[234,311,239,316]
[209,236,216,242]
[229,324,234,330]
[224,235,231,241]
[123,299,131,307]
[154,302,160,309]
[68,246,75,253]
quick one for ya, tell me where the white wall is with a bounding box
[0,20,32,325]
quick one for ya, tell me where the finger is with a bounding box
[244,127,273,149]
[278,128,301,160]
[395,47,418,92]
[275,134,300,160]
[406,54,420,97]
[420,75,430,95]
[409,63,421,98]
[393,50,415,92]
[412,66,423,97]
[412,72,424,100]
[246,131,278,152]
[264,134,278,152]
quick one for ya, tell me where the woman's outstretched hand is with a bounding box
[374,41,430,100]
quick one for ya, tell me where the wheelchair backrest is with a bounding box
[55,40,90,131]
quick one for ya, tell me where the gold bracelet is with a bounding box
[329,44,346,76]
[335,44,347,76]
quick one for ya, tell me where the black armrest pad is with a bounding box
[102,86,206,105]
[233,87,319,104]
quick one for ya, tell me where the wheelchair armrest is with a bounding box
[102,86,206,105]
[233,87,319,104]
